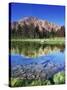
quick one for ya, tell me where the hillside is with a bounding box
[10,17,65,39]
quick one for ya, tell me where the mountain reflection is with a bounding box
[10,41,65,57]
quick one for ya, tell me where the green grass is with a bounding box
[10,79,51,87]
[11,37,65,45]
[53,71,65,84]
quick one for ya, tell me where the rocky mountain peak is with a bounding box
[11,16,65,38]
[18,16,61,31]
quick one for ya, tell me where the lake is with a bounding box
[10,41,65,57]
[9,41,65,86]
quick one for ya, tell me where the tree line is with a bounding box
[11,23,65,39]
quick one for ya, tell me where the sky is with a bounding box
[10,3,65,26]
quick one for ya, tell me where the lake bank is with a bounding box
[10,38,65,45]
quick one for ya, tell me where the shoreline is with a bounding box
[10,38,65,45]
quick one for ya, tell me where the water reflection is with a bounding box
[10,41,65,57]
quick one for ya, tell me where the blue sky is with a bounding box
[10,3,65,26]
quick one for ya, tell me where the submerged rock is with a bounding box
[10,51,65,80]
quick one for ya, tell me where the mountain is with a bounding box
[10,17,65,38]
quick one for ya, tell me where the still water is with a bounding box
[10,41,65,57]
[10,41,65,75]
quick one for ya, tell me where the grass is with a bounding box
[10,78,51,87]
[11,37,65,45]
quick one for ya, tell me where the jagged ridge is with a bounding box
[11,16,65,38]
